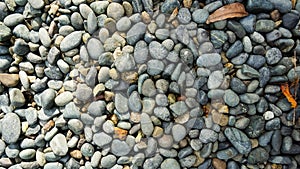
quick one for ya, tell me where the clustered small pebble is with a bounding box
[0,0,300,169]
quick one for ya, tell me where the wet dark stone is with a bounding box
[282,12,300,29]
[227,21,246,38]
[245,115,265,138]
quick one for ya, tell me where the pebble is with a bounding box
[116,17,131,32]
[93,132,112,147]
[19,149,36,160]
[255,19,275,32]
[111,140,131,156]
[101,155,117,168]
[248,147,269,164]
[177,8,191,24]
[224,127,252,154]
[192,9,209,24]
[141,113,154,136]
[199,129,218,143]
[161,158,180,169]
[172,124,187,142]
[161,0,180,13]
[107,2,125,20]
[87,12,97,34]
[126,22,147,45]
[226,40,243,58]
[282,12,300,29]
[54,91,73,106]
[224,89,240,107]
[227,21,246,38]
[0,73,18,87]
[3,13,24,27]
[207,71,224,89]
[9,88,25,107]
[265,47,282,65]
[60,31,82,52]
[197,53,221,67]
[149,41,168,59]
[50,134,68,156]
[2,113,21,144]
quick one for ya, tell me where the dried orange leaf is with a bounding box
[206,2,248,24]
[280,83,298,108]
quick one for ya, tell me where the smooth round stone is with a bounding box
[263,111,275,120]
[227,20,246,38]
[13,39,29,56]
[79,4,93,19]
[54,91,73,106]
[266,29,282,42]
[192,9,209,24]
[255,19,275,32]
[197,53,221,67]
[240,14,256,33]
[269,0,292,13]
[114,53,135,72]
[93,132,112,147]
[242,36,253,53]
[101,155,117,168]
[50,134,68,156]
[87,12,97,34]
[210,30,228,48]
[68,119,83,134]
[155,29,170,40]
[149,41,168,59]
[282,12,300,29]
[71,12,84,30]
[115,93,129,113]
[75,83,92,102]
[2,113,21,144]
[60,31,82,52]
[141,113,154,136]
[245,116,265,138]
[4,13,24,27]
[0,55,12,71]
[224,89,240,107]
[226,40,243,58]
[247,147,269,164]
[80,143,94,157]
[147,59,164,76]
[235,117,250,129]
[116,17,131,32]
[161,0,180,13]
[107,2,125,20]
[44,162,63,169]
[127,22,147,45]
[90,1,109,15]
[177,8,191,24]
[207,70,224,89]
[19,149,36,160]
[13,24,30,41]
[0,2,8,20]
[172,124,187,142]
[199,129,218,143]
[224,127,251,154]
[87,38,104,60]
[161,158,180,169]
[154,107,171,121]
[111,140,131,156]
[246,0,274,13]
[265,47,282,65]
[9,88,25,107]
[142,79,156,97]
[247,55,266,69]
[39,88,56,109]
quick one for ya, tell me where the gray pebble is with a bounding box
[50,134,68,156]
[60,31,82,52]
[192,9,209,24]
[2,113,21,144]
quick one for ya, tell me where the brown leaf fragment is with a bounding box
[206,2,248,24]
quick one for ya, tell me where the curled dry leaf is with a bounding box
[206,2,248,24]
[280,83,297,109]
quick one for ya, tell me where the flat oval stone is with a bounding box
[224,127,252,154]
[60,31,82,52]
[50,134,68,156]
[197,53,221,67]
[2,113,21,144]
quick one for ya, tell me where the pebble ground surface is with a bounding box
[0,0,300,168]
